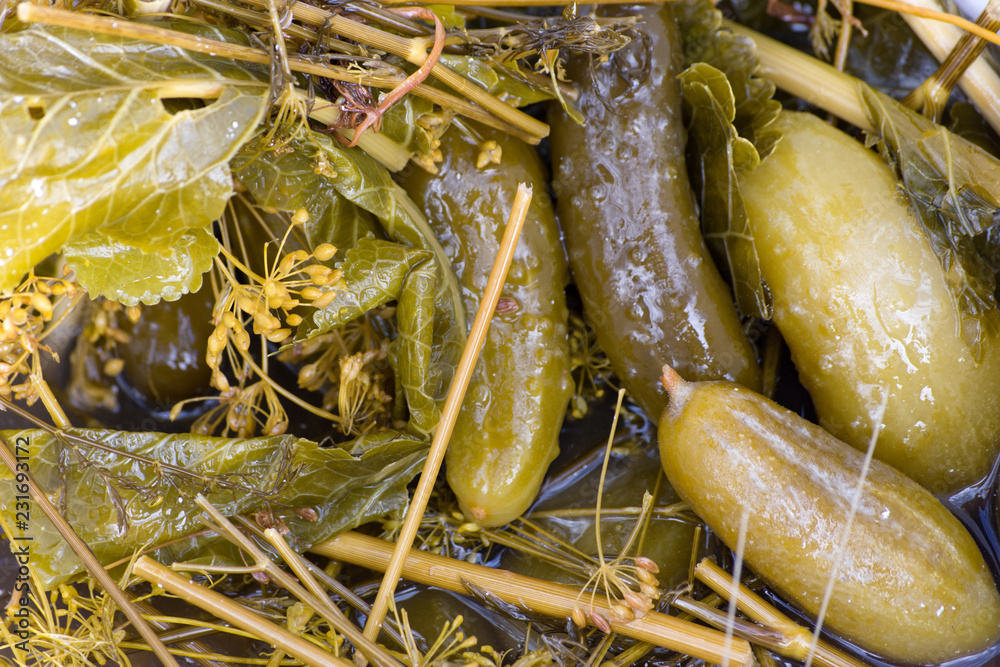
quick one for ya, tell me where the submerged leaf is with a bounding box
[861,84,1000,352]
[0,24,268,299]
[676,0,780,319]
[0,429,427,588]
[301,238,433,338]
[377,91,441,159]
[428,4,466,29]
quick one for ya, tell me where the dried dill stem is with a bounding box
[238,0,549,141]
[17,5,398,88]
[361,184,533,641]
[132,556,349,667]
[832,0,855,72]
[0,434,181,667]
[15,4,534,145]
[694,559,869,667]
[174,497,404,667]
[313,531,755,667]
[371,0,1000,40]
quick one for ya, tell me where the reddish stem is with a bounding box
[344,7,446,147]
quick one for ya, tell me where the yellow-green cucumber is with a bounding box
[657,364,1000,664]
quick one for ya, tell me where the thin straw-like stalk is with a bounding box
[528,502,692,520]
[314,531,755,667]
[181,498,404,667]
[695,559,871,667]
[361,183,534,642]
[240,0,549,140]
[854,0,1000,45]
[17,5,398,88]
[0,434,181,667]
[126,597,226,667]
[132,556,348,667]
[601,641,654,667]
[803,396,886,667]
[366,0,1000,34]
[241,522,410,651]
[722,509,750,667]
[593,389,626,567]
[190,0,358,51]
[15,4,535,143]
[600,592,727,667]
[832,0,854,72]
[670,596,788,652]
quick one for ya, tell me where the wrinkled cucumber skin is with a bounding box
[549,4,761,420]
[402,128,573,527]
[740,111,1000,492]
[658,375,1000,664]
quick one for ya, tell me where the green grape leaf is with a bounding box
[0,429,427,588]
[0,24,268,300]
[861,84,1000,352]
[232,134,384,253]
[307,131,466,419]
[676,0,781,319]
[676,0,782,160]
[234,137,342,221]
[302,238,434,337]
[304,197,383,255]
[680,63,772,319]
[64,227,218,305]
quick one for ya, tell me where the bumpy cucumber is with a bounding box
[549,3,760,420]
[657,365,1000,664]
[402,127,573,526]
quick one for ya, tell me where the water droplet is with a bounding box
[29,178,45,198]
[67,117,78,126]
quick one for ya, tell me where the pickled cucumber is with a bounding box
[739,111,1000,492]
[118,288,216,407]
[549,3,761,420]
[402,127,573,527]
[657,365,1000,664]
